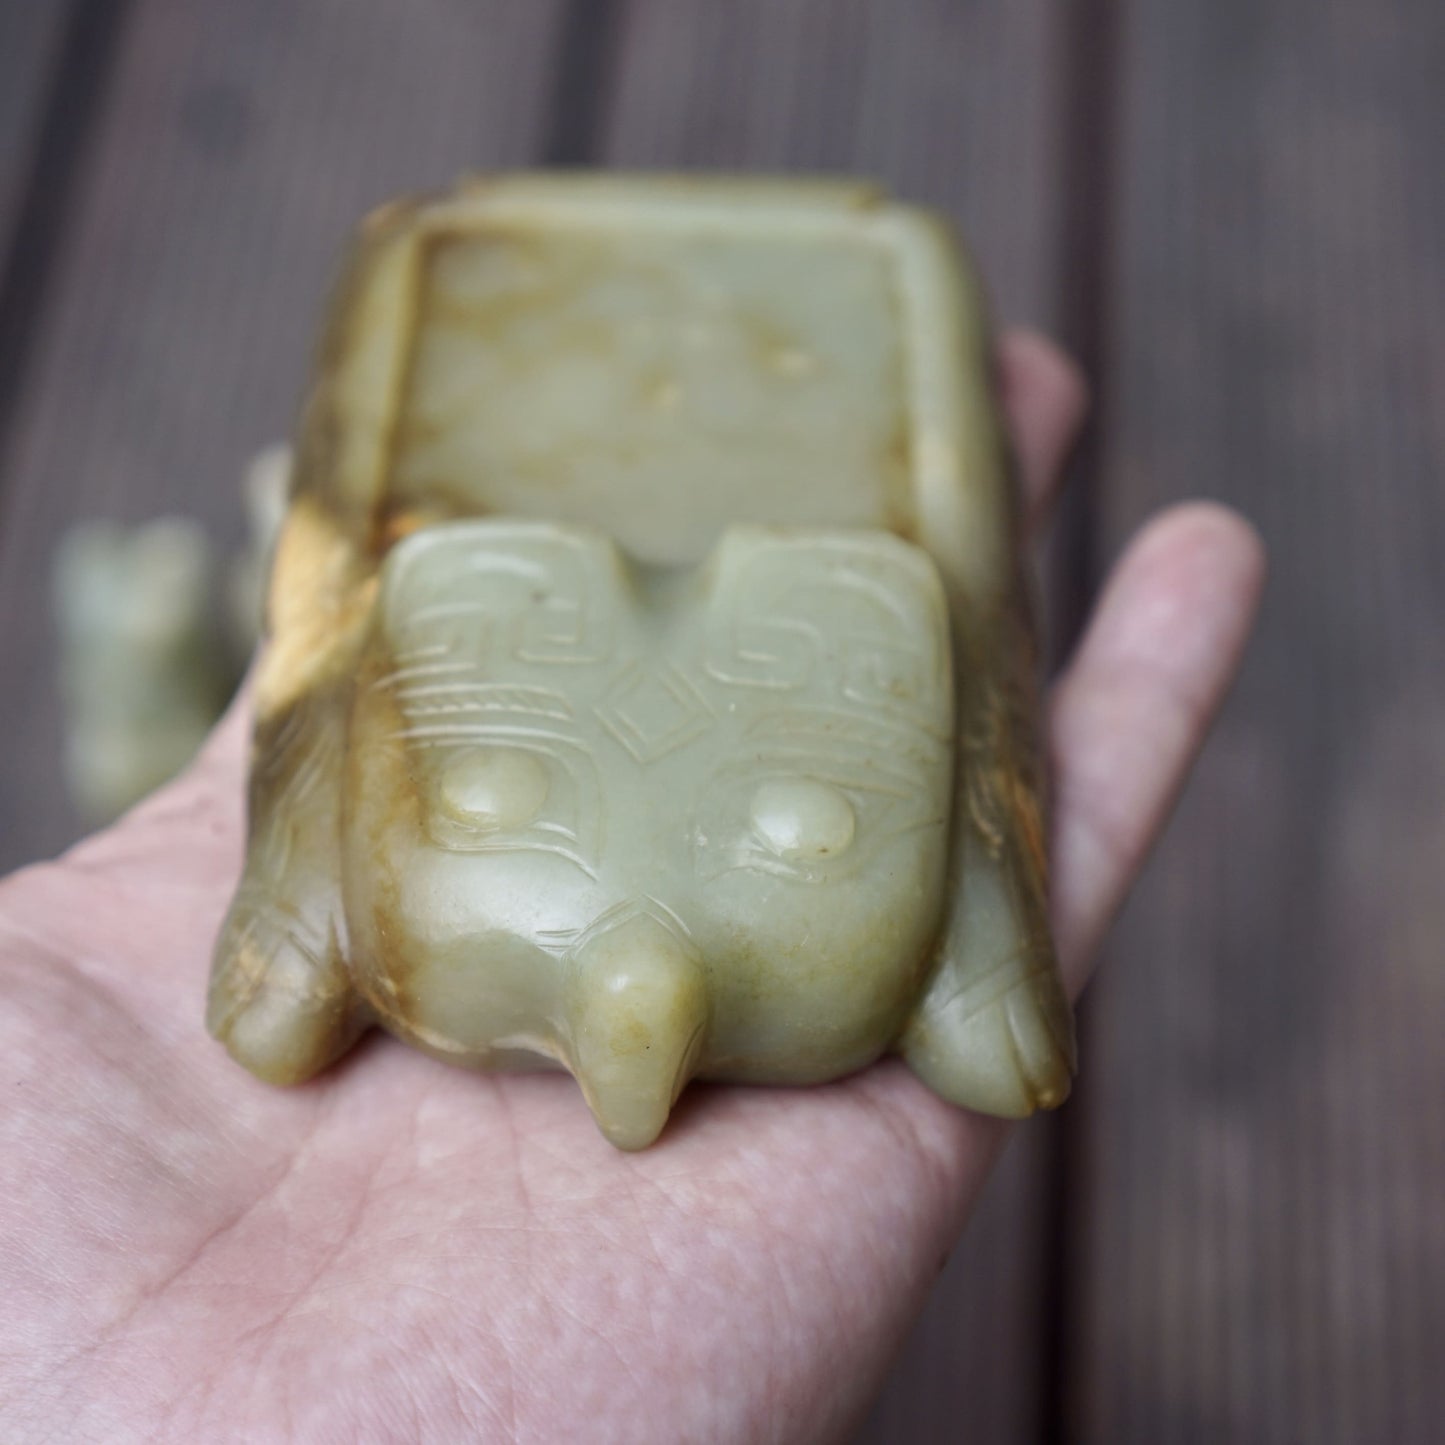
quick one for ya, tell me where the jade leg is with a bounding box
[207,688,364,1084]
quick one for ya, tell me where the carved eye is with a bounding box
[749,777,856,861]
[438,748,550,830]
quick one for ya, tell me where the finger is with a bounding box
[1048,502,1266,993]
[997,328,1089,532]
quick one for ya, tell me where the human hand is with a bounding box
[0,331,1263,1444]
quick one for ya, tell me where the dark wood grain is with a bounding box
[1070,2,1445,1440]
[0,0,569,870]
[0,3,67,247]
[603,0,1066,328]
[0,2,124,507]
[599,4,1074,1440]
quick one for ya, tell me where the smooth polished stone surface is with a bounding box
[749,777,857,861]
[208,174,1075,1148]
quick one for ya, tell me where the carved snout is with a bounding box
[566,913,710,1150]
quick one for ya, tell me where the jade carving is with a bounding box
[208,175,1075,1148]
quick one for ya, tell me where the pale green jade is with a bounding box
[208,174,1075,1149]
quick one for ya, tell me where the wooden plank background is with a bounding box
[1068,2,1445,1441]
[0,6,66,238]
[0,1,1440,1440]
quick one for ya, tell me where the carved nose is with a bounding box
[566,912,710,1150]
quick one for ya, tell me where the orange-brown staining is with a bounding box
[1007,770,1050,895]
[883,495,920,546]
[640,369,683,412]
[255,497,376,721]
[377,505,450,550]
[734,308,813,379]
[418,227,613,339]
[965,768,1009,859]
[359,193,427,243]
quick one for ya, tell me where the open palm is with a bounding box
[0,333,1263,1445]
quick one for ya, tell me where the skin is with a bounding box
[0,331,1264,1445]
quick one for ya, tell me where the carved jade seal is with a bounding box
[208,175,1074,1148]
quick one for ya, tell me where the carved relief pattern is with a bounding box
[704,534,949,720]
[593,660,716,764]
[369,524,954,892]
[695,532,953,882]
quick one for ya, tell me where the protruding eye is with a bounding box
[749,777,856,861]
[438,748,549,830]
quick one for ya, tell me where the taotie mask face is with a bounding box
[337,521,953,1148]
